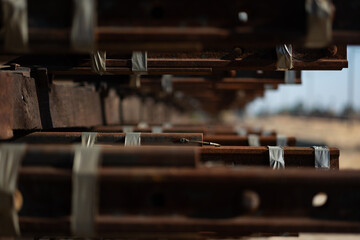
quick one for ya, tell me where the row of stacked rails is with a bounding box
[0,0,359,238]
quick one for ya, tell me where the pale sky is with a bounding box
[247,46,360,115]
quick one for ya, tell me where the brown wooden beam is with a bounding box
[0,71,113,139]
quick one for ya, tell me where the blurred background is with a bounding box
[248,46,360,116]
[218,46,360,170]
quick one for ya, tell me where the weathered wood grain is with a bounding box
[0,71,118,139]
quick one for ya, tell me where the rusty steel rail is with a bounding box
[56,71,302,83]
[209,129,275,136]
[1,0,359,53]
[3,144,339,169]
[92,126,272,136]
[15,132,296,147]
[16,167,360,236]
[203,135,296,146]
[12,47,347,74]
[201,146,339,169]
[13,132,203,146]
[93,126,208,134]
[20,145,199,168]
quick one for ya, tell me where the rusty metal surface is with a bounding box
[10,47,347,73]
[21,145,199,168]
[204,135,296,146]
[0,144,338,169]
[59,71,301,82]
[0,1,358,53]
[92,126,272,136]
[18,216,360,237]
[3,0,306,53]
[201,146,339,169]
[93,126,208,134]
[14,132,203,146]
[16,167,360,236]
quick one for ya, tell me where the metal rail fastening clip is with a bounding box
[180,138,221,147]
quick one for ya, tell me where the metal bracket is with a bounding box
[0,143,26,236]
[90,51,106,75]
[161,75,173,93]
[71,0,96,52]
[268,146,285,169]
[132,51,148,73]
[2,0,28,52]
[125,133,141,146]
[123,126,134,133]
[152,126,163,133]
[313,146,330,169]
[180,138,220,147]
[248,134,260,146]
[276,44,293,70]
[71,145,101,236]
[81,132,97,147]
[305,0,333,48]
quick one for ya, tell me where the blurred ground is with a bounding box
[245,115,360,169]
